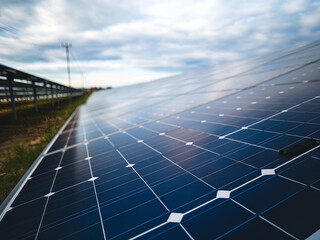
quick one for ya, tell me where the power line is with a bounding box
[70,51,87,88]
[0,23,50,49]
[69,51,84,71]
[1,23,87,88]
[61,42,72,87]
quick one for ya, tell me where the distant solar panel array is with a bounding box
[0,63,84,120]
[1,41,320,239]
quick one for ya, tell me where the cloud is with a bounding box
[282,0,307,13]
[0,0,320,87]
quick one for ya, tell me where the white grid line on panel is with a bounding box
[180,223,195,240]
[129,222,168,240]
[116,149,170,211]
[128,144,319,239]
[274,145,320,170]
[219,95,319,139]
[124,131,217,191]
[35,111,78,239]
[277,175,307,187]
[231,199,256,215]
[259,216,299,240]
[141,124,258,170]
[231,199,300,240]
[83,127,107,240]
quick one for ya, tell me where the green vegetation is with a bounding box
[0,94,91,204]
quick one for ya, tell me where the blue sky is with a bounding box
[1,0,320,88]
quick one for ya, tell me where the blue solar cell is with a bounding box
[242,149,280,168]
[108,133,137,147]
[52,161,91,192]
[61,145,87,165]
[280,156,320,185]
[234,176,303,213]
[202,162,257,189]
[312,179,320,189]
[310,131,320,139]
[235,130,277,145]
[62,223,105,240]
[87,138,114,156]
[183,200,254,239]
[162,181,215,210]
[12,171,56,206]
[219,217,293,240]
[39,210,103,239]
[226,145,264,161]
[261,134,302,150]
[127,127,159,139]
[68,129,85,144]
[147,224,190,240]
[104,199,167,239]
[190,157,235,178]
[262,188,320,239]
[41,182,99,227]
[0,198,47,239]
[32,152,62,177]
[48,132,69,152]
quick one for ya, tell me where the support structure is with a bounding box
[0,63,84,120]
[51,84,55,107]
[31,80,39,112]
[44,83,48,99]
[7,74,17,120]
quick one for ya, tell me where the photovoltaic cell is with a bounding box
[1,41,320,239]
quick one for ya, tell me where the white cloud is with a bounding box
[282,0,307,13]
[300,12,320,29]
[0,0,320,87]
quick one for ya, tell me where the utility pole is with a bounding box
[61,42,72,102]
[81,71,84,89]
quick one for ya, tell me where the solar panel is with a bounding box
[1,41,320,240]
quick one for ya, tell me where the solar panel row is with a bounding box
[1,41,320,240]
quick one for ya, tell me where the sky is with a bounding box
[1,0,320,88]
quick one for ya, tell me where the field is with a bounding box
[0,94,91,203]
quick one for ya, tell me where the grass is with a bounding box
[0,93,91,204]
